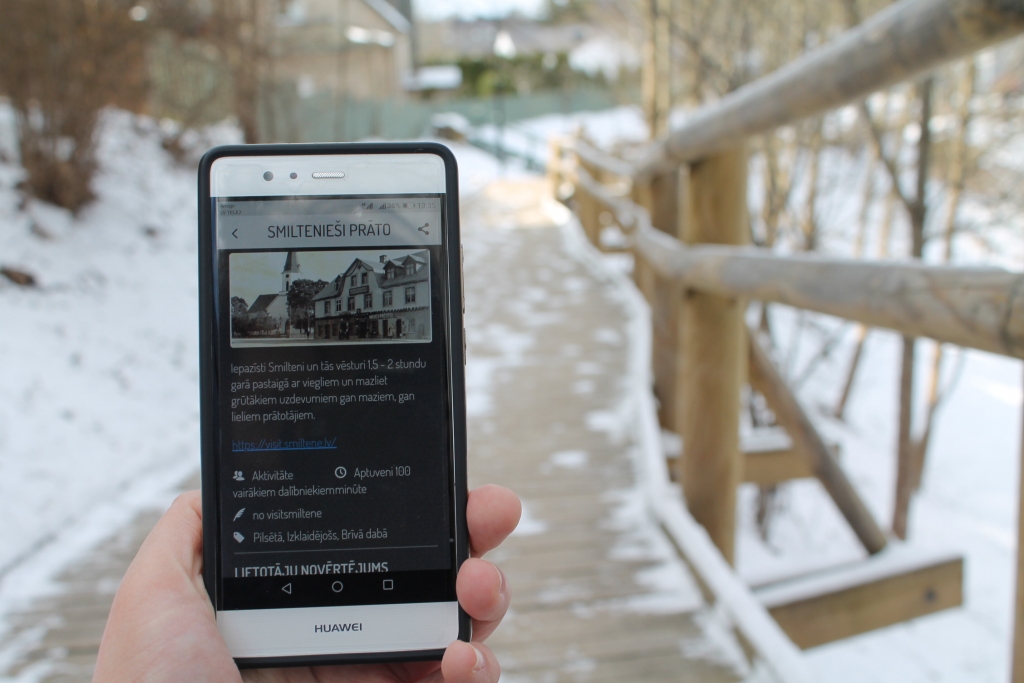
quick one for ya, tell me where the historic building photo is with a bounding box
[228,249,431,347]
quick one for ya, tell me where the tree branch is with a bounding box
[860,100,915,215]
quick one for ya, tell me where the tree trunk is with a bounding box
[909,60,976,491]
[892,75,933,540]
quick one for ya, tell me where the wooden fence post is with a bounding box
[577,185,599,246]
[650,169,677,428]
[675,145,748,564]
[547,138,562,194]
[650,168,686,430]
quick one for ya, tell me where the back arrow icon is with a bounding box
[282,583,292,594]
[232,229,239,238]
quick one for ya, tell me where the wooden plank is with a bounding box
[635,225,1024,359]
[744,447,814,487]
[740,428,836,486]
[666,428,819,486]
[667,447,815,487]
[634,0,1024,175]
[748,334,889,554]
[675,146,747,564]
[757,553,963,649]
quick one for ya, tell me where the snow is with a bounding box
[569,35,641,81]
[412,0,546,21]
[472,105,649,170]
[0,110,205,580]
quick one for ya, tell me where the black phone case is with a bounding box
[197,142,471,668]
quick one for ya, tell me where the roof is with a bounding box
[312,277,344,302]
[391,251,428,266]
[311,253,427,300]
[363,0,410,34]
[382,253,429,288]
[283,252,300,272]
[247,293,282,314]
[352,258,385,274]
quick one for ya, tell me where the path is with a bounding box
[462,179,745,682]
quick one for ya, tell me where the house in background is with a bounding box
[312,252,430,341]
[273,0,414,101]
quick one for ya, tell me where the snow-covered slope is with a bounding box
[0,111,216,579]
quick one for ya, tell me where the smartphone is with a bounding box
[198,143,469,667]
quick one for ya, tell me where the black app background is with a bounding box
[212,199,456,611]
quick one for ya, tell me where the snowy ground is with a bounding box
[1,101,1023,681]
[0,111,207,580]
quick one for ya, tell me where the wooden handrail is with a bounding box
[634,0,1024,176]
[568,138,637,179]
[636,227,1024,359]
[573,165,1024,359]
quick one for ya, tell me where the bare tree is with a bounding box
[0,0,149,211]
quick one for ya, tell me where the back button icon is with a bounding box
[282,583,293,595]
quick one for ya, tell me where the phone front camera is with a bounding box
[263,171,274,181]
[290,172,298,179]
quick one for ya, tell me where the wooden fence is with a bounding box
[550,0,1024,676]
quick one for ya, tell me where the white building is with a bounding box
[243,252,301,336]
[312,251,430,341]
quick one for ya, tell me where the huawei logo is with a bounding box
[314,623,364,633]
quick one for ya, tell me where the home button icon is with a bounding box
[331,581,344,593]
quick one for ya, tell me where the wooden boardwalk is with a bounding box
[0,179,748,683]
[463,180,744,682]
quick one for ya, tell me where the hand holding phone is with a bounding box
[93,485,521,682]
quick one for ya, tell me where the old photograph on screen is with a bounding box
[229,249,431,347]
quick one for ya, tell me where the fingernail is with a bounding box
[472,644,486,671]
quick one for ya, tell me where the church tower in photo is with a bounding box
[281,251,301,294]
[243,251,301,336]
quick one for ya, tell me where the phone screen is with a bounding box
[210,190,459,656]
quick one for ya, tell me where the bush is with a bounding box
[0,0,149,212]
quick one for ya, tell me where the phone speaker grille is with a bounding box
[312,171,346,179]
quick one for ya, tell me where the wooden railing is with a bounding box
[550,0,1024,677]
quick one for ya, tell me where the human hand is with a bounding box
[94,485,521,683]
